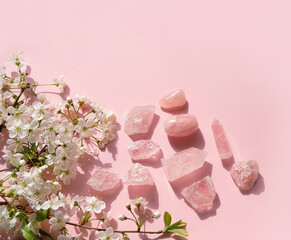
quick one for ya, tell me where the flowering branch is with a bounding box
[0,52,188,240]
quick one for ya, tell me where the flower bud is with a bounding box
[118,214,126,221]
[126,203,131,210]
[152,211,161,219]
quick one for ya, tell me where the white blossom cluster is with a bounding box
[0,52,119,240]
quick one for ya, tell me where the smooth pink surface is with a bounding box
[0,0,290,239]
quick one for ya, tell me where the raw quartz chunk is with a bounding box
[162,147,207,182]
[181,176,216,212]
[164,114,199,137]
[124,105,155,137]
[128,140,161,161]
[230,160,259,191]
[211,119,233,160]
[123,163,154,186]
[87,168,120,192]
[159,89,187,111]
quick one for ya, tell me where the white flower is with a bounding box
[57,235,72,240]
[7,51,25,65]
[6,104,29,124]
[69,195,84,214]
[130,197,148,206]
[75,118,95,138]
[118,214,125,221]
[2,150,23,167]
[84,196,106,214]
[97,227,119,240]
[152,211,161,219]
[27,213,39,234]
[53,75,67,91]
[0,205,18,234]
[101,211,112,228]
[31,101,51,120]
[49,211,69,231]
[42,194,64,210]
[6,120,29,139]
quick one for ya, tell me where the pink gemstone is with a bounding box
[128,140,161,161]
[124,105,155,137]
[211,119,233,160]
[230,160,259,191]
[181,176,216,212]
[162,147,206,182]
[159,89,187,111]
[123,163,154,186]
[87,168,120,192]
[164,114,199,137]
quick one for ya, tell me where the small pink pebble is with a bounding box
[211,119,233,160]
[230,160,259,191]
[181,176,216,212]
[162,147,207,182]
[128,140,161,162]
[124,105,155,137]
[164,114,199,137]
[123,163,154,186]
[87,168,120,192]
[159,89,187,111]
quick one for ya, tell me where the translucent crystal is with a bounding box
[128,140,161,161]
[159,89,186,111]
[123,163,154,186]
[181,176,216,212]
[162,147,206,182]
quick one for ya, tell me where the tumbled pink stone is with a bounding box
[87,168,120,192]
[230,160,259,191]
[181,176,216,212]
[128,140,161,161]
[211,119,233,160]
[123,163,154,186]
[159,89,187,111]
[162,147,207,182]
[164,114,199,137]
[124,105,155,137]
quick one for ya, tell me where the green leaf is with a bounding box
[39,229,54,240]
[163,211,172,227]
[35,209,49,222]
[167,219,186,230]
[168,228,189,236]
[21,225,37,240]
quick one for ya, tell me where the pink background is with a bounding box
[0,0,290,239]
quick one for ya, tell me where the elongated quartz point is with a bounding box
[123,163,154,186]
[230,160,259,191]
[181,176,216,212]
[124,105,155,137]
[87,168,120,192]
[159,89,186,111]
[128,140,161,162]
[211,119,233,160]
[162,147,207,182]
[164,114,199,137]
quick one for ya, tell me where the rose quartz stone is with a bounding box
[162,147,207,182]
[124,105,155,137]
[164,114,199,137]
[128,140,161,161]
[159,89,186,111]
[230,160,259,191]
[87,168,120,192]
[123,163,154,186]
[181,176,216,212]
[211,119,233,160]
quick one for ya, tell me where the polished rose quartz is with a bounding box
[123,163,154,186]
[181,176,216,212]
[124,105,155,137]
[128,140,161,161]
[87,167,120,192]
[159,89,186,111]
[230,160,259,191]
[211,119,233,160]
[164,114,199,137]
[162,147,206,182]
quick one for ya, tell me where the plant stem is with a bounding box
[0,166,15,172]
[65,221,163,234]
